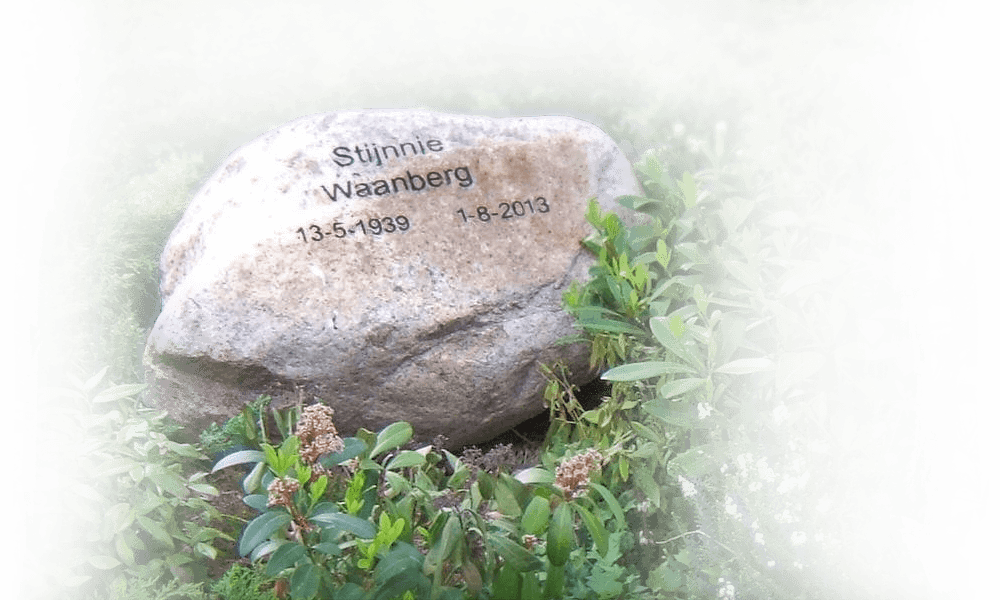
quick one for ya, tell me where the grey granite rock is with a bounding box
[144,110,640,448]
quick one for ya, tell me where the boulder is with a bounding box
[144,110,640,448]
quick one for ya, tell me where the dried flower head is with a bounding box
[522,534,542,551]
[554,448,605,498]
[267,476,300,509]
[296,403,345,464]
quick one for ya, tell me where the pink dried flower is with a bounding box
[267,477,300,509]
[554,448,605,498]
[296,403,345,464]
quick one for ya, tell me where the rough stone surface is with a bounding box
[144,110,640,448]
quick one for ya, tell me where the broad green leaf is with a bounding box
[243,494,268,512]
[678,172,698,209]
[715,313,746,364]
[66,373,87,392]
[243,461,266,494]
[318,437,366,467]
[310,511,377,539]
[290,562,321,600]
[487,533,543,572]
[212,450,265,473]
[775,351,825,393]
[659,378,705,400]
[92,383,146,404]
[106,503,135,534]
[602,361,694,381]
[239,511,292,557]
[573,504,608,558]
[494,479,522,517]
[669,445,718,478]
[86,555,120,570]
[266,542,308,576]
[136,515,173,547]
[371,422,413,458]
[520,496,550,536]
[590,483,626,532]
[81,367,108,392]
[513,467,554,485]
[642,397,694,429]
[715,357,774,375]
[723,260,759,290]
[385,450,426,470]
[94,457,136,478]
[313,542,341,555]
[650,317,696,364]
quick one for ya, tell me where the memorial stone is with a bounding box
[144,110,641,448]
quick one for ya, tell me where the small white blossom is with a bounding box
[808,439,830,454]
[697,402,713,419]
[773,403,789,426]
[673,123,685,137]
[678,475,698,497]
[724,495,739,518]
[755,458,776,482]
[717,578,736,599]
[755,532,765,545]
[791,531,807,546]
[767,560,776,568]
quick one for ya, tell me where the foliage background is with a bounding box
[0,0,1000,599]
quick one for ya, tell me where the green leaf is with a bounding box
[512,467,554,485]
[371,422,413,459]
[106,503,135,534]
[66,373,87,392]
[602,361,695,381]
[775,351,825,393]
[715,313,746,364]
[92,383,146,404]
[520,496,550,536]
[266,542,308,576]
[573,504,608,557]
[715,357,774,375]
[239,511,292,557]
[385,450,426,470]
[487,533,543,572]
[290,562,321,600]
[669,444,718,478]
[136,515,173,547]
[590,483,626,532]
[319,437,366,467]
[81,366,108,392]
[212,450,265,473]
[658,378,705,400]
[243,494,268,512]
[86,555,120,570]
[723,260,759,290]
[90,458,141,478]
[494,479,522,518]
[650,316,696,364]
[678,172,698,209]
[642,396,694,429]
[310,511,377,539]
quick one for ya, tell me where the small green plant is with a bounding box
[48,367,234,599]
[211,564,279,600]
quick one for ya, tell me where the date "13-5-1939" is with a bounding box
[296,215,410,243]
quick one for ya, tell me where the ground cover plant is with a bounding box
[23,2,935,598]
